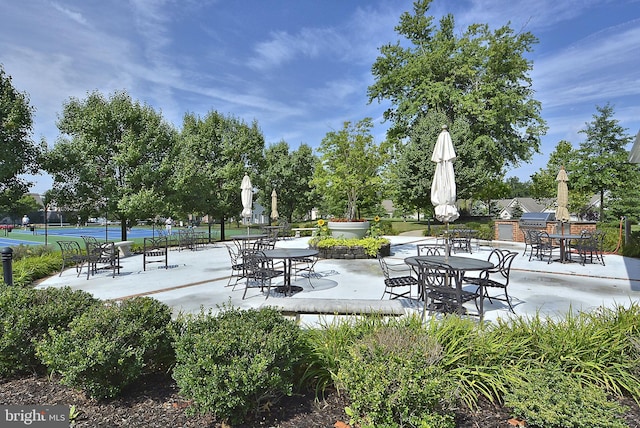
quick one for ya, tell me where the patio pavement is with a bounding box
[36,234,640,326]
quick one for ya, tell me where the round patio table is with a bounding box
[232,234,267,249]
[404,255,493,317]
[261,248,319,296]
[548,233,584,263]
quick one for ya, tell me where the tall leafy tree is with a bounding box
[504,177,531,198]
[0,65,41,213]
[530,140,576,199]
[312,118,387,220]
[43,90,176,240]
[173,111,264,241]
[259,141,316,223]
[389,110,488,218]
[529,140,593,217]
[572,103,636,221]
[368,0,546,197]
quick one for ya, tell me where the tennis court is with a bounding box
[3,225,225,247]
[1,226,158,248]
[38,226,157,241]
[0,237,41,247]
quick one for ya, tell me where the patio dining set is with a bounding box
[378,242,519,320]
[523,229,606,266]
[225,234,319,300]
[56,234,175,280]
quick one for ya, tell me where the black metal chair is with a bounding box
[84,240,120,280]
[177,229,196,251]
[522,229,535,258]
[241,250,283,300]
[56,240,86,277]
[292,254,319,288]
[575,230,606,266]
[225,245,246,288]
[464,249,518,313]
[528,231,559,263]
[450,229,473,254]
[415,259,479,318]
[377,254,419,300]
[143,236,168,271]
[416,243,445,256]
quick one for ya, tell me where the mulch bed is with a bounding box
[1,373,639,427]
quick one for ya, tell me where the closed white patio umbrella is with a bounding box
[555,166,570,224]
[271,189,279,221]
[431,125,460,223]
[241,174,253,234]
[431,125,459,256]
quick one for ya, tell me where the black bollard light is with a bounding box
[2,247,13,286]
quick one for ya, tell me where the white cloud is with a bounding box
[51,2,89,26]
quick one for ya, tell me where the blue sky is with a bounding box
[2,0,639,194]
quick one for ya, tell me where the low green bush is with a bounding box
[171,307,304,425]
[622,231,640,258]
[309,236,390,256]
[336,321,455,428]
[7,244,55,262]
[504,365,629,428]
[490,305,640,399]
[36,297,174,399]
[0,285,99,376]
[299,314,392,397]
[465,221,494,240]
[10,253,62,287]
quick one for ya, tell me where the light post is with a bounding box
[44,204,48,247]
[105,200,109,242]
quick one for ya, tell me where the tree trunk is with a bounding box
[219,217,226,241]
[120,217,127,241]
[599,190,605,221]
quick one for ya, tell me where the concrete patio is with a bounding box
[36,235,640,326]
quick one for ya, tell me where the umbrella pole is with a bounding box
[445,222,450,260]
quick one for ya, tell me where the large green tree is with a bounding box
[259,141,316,223]
[312,118,387,220]
[44,90,176,240]
[0,65,41,214]
[530,140,576,199]
[173,111,264,241]
[389,110,490,218]
[572,103,638,221]
[368,1,546,197]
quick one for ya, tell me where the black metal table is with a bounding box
[261,248,319,295]
[232,234,267,249]
[548,233,585,263]
[404,255,493,316]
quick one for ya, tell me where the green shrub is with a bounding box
[336,322,455,428]
[504,365,629,428]
[464,221,494,241]
[0,285,99,376]
[621,231,640,258]
[11,253,62,287]
[309,236,390,256]
[299,314,393,397]
[171,307,304,425]
[9,244,55,262]
[36,297,174,398]
[490,305,640,398]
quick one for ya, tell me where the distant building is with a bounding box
[495,198,554,220]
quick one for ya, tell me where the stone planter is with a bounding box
[328,221,370,239]
[315,243,390,259]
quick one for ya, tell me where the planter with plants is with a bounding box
[309,217,390,259]
[311,118,387,239]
